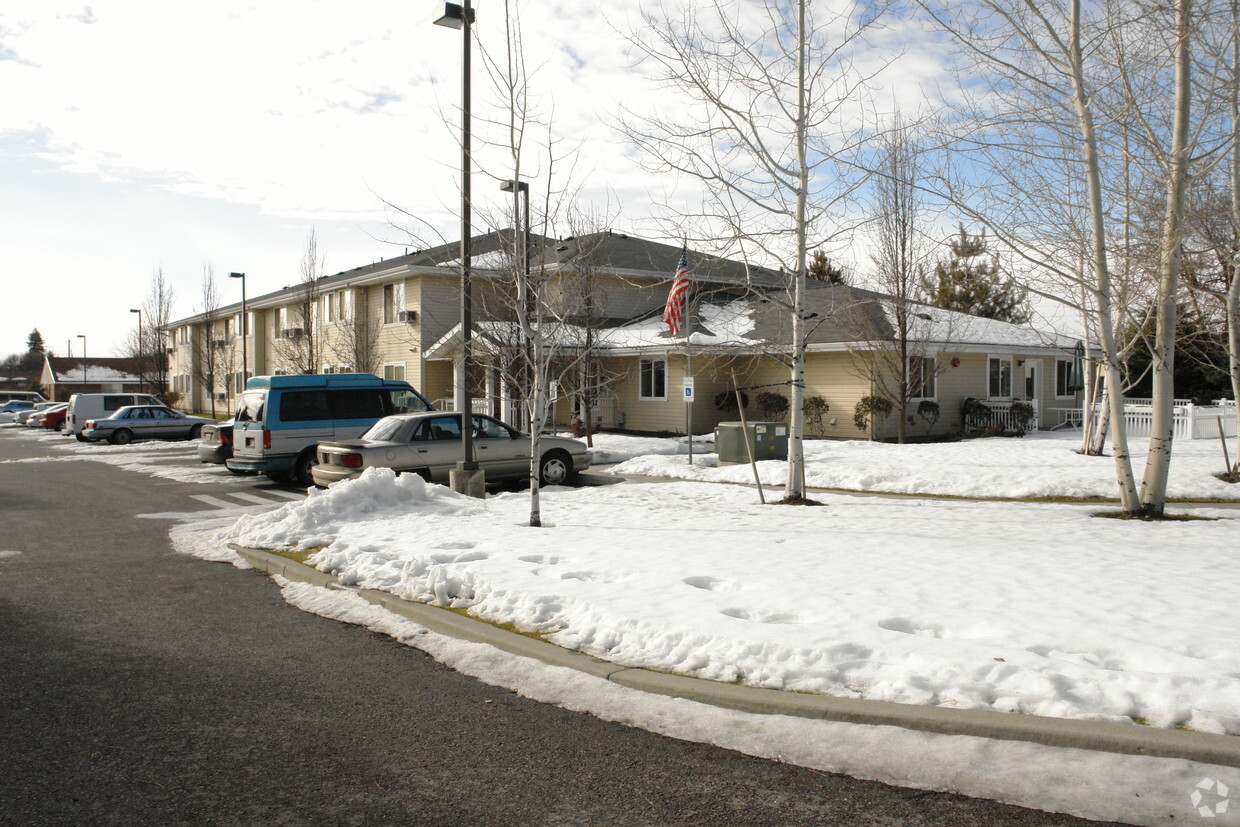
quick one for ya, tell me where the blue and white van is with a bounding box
[226,373,433,485]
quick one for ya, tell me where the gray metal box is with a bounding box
[715,421,788,465]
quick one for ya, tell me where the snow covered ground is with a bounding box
[219,464,1240,738]
[599,429,1240,501]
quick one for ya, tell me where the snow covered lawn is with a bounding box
[600,429,1240,501]
[226,468,1240,736]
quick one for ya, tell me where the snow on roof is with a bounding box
[597,299,758,349]
[895,303,1078,350]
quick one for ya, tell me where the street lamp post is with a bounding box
[229,272,247,393]
[129,308,143,393]
[76,334,87,390]
[500,178,531,430]
[435,1,484,498]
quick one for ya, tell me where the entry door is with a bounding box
[1023,359,1042,417]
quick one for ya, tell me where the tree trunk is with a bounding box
[1069,0,1141,512]
[1139,0,1193,516]
[783,0,809,501]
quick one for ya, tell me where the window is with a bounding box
[104,395,133,411]
[1056,359,1075,398]
[383,282,405,324]
[280,391,332,422]
[383,362,406,382]
[418,415,463,441]
[332,389,385,420]
[236,392,265,423]
[908,357,936,400]
[387,389,431,414]
[639,359,667,400]
[988,356,1012,399]
[324,293,336,324]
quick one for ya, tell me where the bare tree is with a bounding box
[846,115,948,443]
[920,0,1231,516]
[193,265,223,418]
[327,287,382,375]
[128,267,177,398]
[272,230,325,375]
[618,0,891,502]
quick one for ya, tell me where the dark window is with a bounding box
[1056,359,1074,397]
[639,359,666,399]
[419,415,462,441]
[332,389,386,420]
[104,395,134,411]
[473,415,513,439]
[280,390,332,422]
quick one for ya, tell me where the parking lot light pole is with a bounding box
[76,334,87,390]
[229,272,247,391]
[130,308,143,393]
[435,0,485,498]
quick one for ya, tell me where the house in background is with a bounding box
[40,356,147,402]
[164,230,1084,439]
[163,231,781,418]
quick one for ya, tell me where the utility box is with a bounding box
[715,421,788,465]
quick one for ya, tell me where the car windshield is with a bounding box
[362,417,406,442]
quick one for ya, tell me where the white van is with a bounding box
[65,392,166,440]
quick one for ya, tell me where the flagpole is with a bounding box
[686,295,693,465]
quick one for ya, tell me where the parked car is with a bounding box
[81,405,216,445]
[197,420,237,466]
[0,391,47,405]
[0,401,35,422]
[27,402,68,428]
[66,392,167,439]
[311,411,592,489]
[13,401,58,425]
[31,403,69,431]
[228,373,433,487]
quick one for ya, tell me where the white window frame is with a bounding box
[1055,358,1075,399]
[383,362,406,382]
[383,282,405,326]
[987,355,1013,400]
[638,358,667,401]
[908,356,937,402]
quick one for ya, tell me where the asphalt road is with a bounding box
[0,428,1109,825]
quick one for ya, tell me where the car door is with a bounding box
[129,407,158,438]
[151,407,183,437]
[409,414,465,483]
[472,415,527,479]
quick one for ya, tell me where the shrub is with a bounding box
[803,396,829,435]
[755,391,789,420]
[916,400,940,430]
[1009,401,1036,436]
[715,389,749,412]
[853,395,893,431]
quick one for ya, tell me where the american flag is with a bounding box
[662,246,691,336]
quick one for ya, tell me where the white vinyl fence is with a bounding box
[1089,399,1237,440]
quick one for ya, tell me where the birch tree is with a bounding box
[921,0,1231,516]
[619,0,890,502]
[272,230,325,375]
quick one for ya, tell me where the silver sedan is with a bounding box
[312,412,592,488]
[81,405,218,445]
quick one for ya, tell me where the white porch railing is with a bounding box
[431,397,492,415]
[965,399,1040,433]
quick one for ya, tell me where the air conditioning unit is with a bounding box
[397,310,417,323]
[281,327,304,339]
[212,339,227,348]
[215,393,228,402]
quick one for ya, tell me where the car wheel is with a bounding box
[110,429,133,445]
[294,449,318,488]
[75,433,88,442]
[54,421,64,431]
[538,451,572,487]
[189,424,203,440]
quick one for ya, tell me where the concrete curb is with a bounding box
[231,543,1240,769]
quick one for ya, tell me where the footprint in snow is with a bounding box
[682,576,741,592]
[518,554,563,565]
[429,550,488,564]
[877,617,943,638]
[720,607,801,624]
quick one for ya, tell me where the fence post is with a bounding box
[1186,400,1196,439]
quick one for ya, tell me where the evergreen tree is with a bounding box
[26,329,45,354]
[807,250,847,284]
[927,225,1031,324]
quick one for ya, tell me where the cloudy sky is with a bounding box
[1,1,949,360]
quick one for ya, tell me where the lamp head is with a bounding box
[433,3,474,28]
[500,179,529,193]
